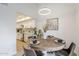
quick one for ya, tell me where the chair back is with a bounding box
[68,42,76,56]
[23,48,37,56]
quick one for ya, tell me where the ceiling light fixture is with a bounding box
[16,17,31,22]
[39,8,51,15]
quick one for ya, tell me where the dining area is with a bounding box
[16,34,76,56]
[16,3,77,56]
[0,3,79,56]
[16,14,77,56]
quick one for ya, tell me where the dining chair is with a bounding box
[35,50,44,56]
[55,42,76,56]
[23,48,37,56]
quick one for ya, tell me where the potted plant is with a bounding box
[33,27,43,39]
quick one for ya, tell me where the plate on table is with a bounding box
[30,41,40,45]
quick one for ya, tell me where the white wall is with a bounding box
[0,4,16,55]
[74,4,79,55]
[37,4,75,38]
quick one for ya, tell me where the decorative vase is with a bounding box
[43,32,47,39]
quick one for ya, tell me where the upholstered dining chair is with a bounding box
[23,48,37,56]
[55,42,76,56]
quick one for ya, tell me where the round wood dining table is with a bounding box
[16,37,66,56]
[30,37,66,52]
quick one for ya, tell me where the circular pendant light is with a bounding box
[39,8,51,15]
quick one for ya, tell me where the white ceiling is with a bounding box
[1,3,76,23]
[7,3,38,22]
[16,12,32,22]
[8,3,38,18]
[16,12,26,20]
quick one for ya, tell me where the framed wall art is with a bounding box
[44,18,59,31]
